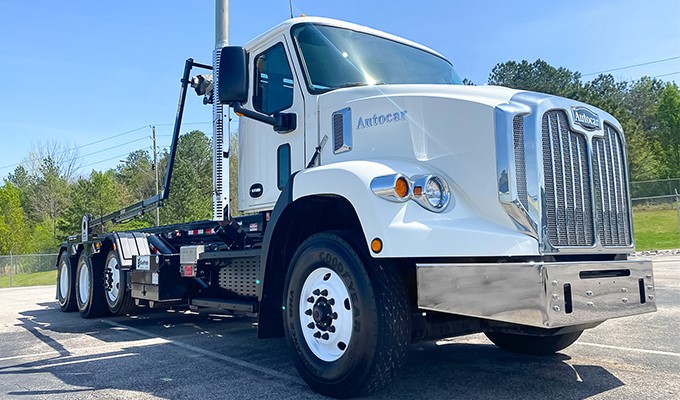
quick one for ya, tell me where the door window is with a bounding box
[253,43,294,115]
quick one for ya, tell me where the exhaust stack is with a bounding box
[213,0,230,221]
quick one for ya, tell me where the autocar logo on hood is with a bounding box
[572,106,600,131]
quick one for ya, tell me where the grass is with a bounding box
[633,208,680,251]
[0,270,57,289]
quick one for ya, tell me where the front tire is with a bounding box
[283,232,411,398]
[104,250,135,315]
[484,330,583,355]
[57,252,77,312]
[75,254,109,319]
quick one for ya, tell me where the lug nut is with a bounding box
[305,309,312,316]
[320,289,328,296]
[329,326,336,333]
[313,331,322,339]
[331,312,338,320]
[307,322,315,329]
[328,298,335,305]
[307,296,314,303]
[321,333,329,340]
[313,289,321,296]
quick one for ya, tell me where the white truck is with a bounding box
[56,2,657,397]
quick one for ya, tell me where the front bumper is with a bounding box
[417,259,656,328]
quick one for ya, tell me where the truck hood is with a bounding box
[317,84,523,110]
[314,83,526,242]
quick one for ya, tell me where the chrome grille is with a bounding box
[592,124,632,246]
[542,110,594,246]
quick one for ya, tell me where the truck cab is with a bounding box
[57,14,656,399]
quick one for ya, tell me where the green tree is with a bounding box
[115,149,157,202]
[29,157,70,241]
[488,59,583,99]
[62,170,126,234]
[160,130,212,224]
[656,82,680,177]
[580,74,628,122]
[0,182,30,255]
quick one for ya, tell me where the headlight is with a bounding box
[412,174,450,212]
[371,173,451,212]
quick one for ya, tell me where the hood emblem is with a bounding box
[572,106,600,131]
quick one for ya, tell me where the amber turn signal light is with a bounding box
[395,177,410,198]
[371,238,383,254]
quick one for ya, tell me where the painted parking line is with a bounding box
[101,319,306,386]
[577,341,680,357]
[0,337,168,362]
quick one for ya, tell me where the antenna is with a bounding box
[289,0,293,19]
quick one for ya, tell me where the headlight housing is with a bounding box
[371,173,451,212]
[412,174,450,212]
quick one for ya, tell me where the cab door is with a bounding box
[238,37,305,212]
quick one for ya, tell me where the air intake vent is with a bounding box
[332,107,352,154]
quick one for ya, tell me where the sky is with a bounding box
[0,0,678,180]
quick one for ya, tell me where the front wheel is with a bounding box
[484,330,583,355]
[283,232,411,398]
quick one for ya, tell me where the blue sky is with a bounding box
[1,0,678,180]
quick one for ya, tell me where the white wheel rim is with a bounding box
[299,267,353,362]
[58,259,69,300]
[78,260,90,305]
[106,256,120,303]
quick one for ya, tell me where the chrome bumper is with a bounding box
[417,259,656,328]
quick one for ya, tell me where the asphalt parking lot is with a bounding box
[0,255,678,400]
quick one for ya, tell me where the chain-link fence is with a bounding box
[631,178,680,209]
[0,253,58,288]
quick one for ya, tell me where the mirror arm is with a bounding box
[232,103,296,133]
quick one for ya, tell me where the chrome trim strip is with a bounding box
[494,103,538,239]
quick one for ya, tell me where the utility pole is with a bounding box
[151,125,160,226]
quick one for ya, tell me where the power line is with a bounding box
[582,56,680,77]
[654,71,680,79]
[78,137,149,159]
[81,152,138,169]
[0,121,211,171]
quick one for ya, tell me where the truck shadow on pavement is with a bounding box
[3,301,623,400]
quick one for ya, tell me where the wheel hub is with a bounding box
[299,267,353,362]
[312,297,333,331]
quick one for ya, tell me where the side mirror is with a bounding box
[218,46,248,104]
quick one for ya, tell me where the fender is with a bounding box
[291,160,539,258]
[107,232,151,270]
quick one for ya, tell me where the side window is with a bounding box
[253,43,294,115]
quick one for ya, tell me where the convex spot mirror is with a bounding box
[218,46,248,105]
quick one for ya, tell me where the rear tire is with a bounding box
[484,330,583,355]
[104,250,135,315]
[56,252,77,312]
[283,231,411,398]
[75,254,109,319]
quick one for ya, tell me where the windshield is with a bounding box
[292,24,462,93]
